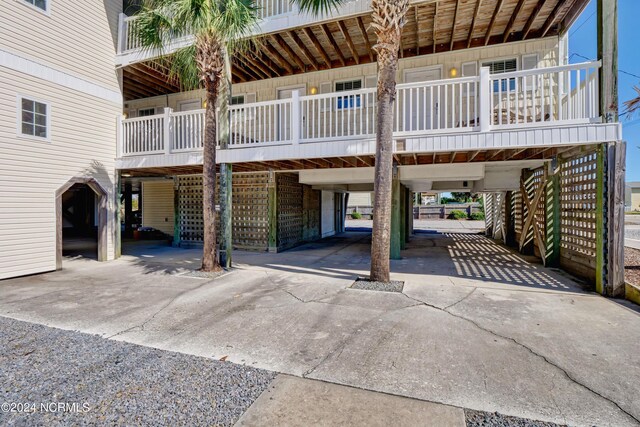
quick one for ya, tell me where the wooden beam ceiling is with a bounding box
[123,0,590,98]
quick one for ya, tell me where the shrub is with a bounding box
[469,212,485,221]
[448,210,467,220]
[350,212,362,219]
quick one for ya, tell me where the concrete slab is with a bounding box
[236,375,465,427]
[1,232,639,426]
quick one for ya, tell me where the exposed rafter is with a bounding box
[356,16,374,62]
[271,33,306,71]
[450,0,461,51]
[484,0,505,45]
[503,0,527,42]
[302,27,332,68]
[320,23,346,66]
[287,30,320,71]
[338,21,360,64]
[467,0,483,48]
[522,0,548,40]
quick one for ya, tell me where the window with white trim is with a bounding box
[483,58,517,92]
[335,79,362,109]
[137,108,157,117]
[20,97,49,139]
[230,95,245,105]
[24,0,48,12]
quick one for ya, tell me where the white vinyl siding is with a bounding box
[0,1,121,91]
[0,68,120,279]
[142,181,175,236]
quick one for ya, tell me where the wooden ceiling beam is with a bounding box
[235,55,267,80]
[432,1,438,53]
[356,16,374,62]
[484,0,505,45]
[287,30,320,71]
[467,0,482,48]
[271,33,306,71]
[560,0,588,34]
[541,0,574,38]
[231,66,249,83]
[125,67,179,93]
[248,53,281,78]
[503,0,527,42]
[338,20,360,65]
[522,0,548,40]
[302,27,332,68]
[320,23,347,66]
[129,63,180,90]
[261,39,294,74]
[450,0,461,51]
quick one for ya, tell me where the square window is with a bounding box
[231,95,245,105]
[19,97,48,139]
[335,80,362,110]
[24,0,47,12]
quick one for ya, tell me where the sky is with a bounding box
[568,0,639,181]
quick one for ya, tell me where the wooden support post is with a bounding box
[606,141,626,296]
[124,180,133,238]
[115,174,122,258]
[400,186,406,251]
[219,164,232,268]
[390,167,401,260]
[547,159,561,267]
[268,170,278,252]
[173,177,181,247]
[406,189,412,243]
[597,0,618,123]
[504,191,514,246]
[595,144,605,294]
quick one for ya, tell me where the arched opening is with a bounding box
[56,177,108,269]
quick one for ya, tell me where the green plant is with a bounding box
[448,210,468,220]
[350,212,362,219]
[469,212,485,221]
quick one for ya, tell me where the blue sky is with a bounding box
[568,0,639,181]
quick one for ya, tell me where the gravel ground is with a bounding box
[625,246,640,287]
[0,317,276,427]
[350,278,405,293]
[465,410,565,427]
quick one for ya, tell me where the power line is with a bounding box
[569,11,596,37]
[568,53,640,80]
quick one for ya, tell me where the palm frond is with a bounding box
[623,86,640,118]
[291,0,344,15]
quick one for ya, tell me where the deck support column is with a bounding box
[268,170,278,253]
[173,177,181,247]
[219,163,232,268]
[390,166,401,260]
[124,180,133,239]
[547,159,561,267]
[115,174,122,258]
[400,186,406,251]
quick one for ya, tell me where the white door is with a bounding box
[277,86,306,141]
[404,68,441,131]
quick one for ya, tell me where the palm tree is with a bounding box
[295,0,409,282]
[624,86,640,117]
[134,0,257,272]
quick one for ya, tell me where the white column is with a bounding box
[117,13,127,54]
[291,90,300,145]
[479,67,492,133]
[116,114,123,158]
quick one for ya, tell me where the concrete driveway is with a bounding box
[1,232,639,426]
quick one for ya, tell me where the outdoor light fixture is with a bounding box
[121,173,132,178]
[449,67,458,78]
[202,100,207,108]
[310,86,318,95]
[122,113,128,119]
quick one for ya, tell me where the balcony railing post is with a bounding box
[479,67,492,132]
[116,114,123,157]
[117,13,127,54]
[164,108,173,155]
[291,90,300,144]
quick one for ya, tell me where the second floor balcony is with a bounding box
[116,61,620,169]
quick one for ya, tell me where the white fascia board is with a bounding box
[398,163,485,181]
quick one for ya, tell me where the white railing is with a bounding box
[117,0,295,55]
[118,62,602,157]
[490,61,600,128]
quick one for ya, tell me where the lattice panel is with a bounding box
[277,173,303,250]
[178,175,204,242]
[177,173,270,250]
[559,151,598,259]
[512,190,523,235]
[232,172,269,250]
[302,186,321,241]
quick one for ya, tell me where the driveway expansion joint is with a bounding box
[400,292,640,424]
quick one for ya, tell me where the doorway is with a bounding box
[403,67,442,131]
[56,178,108,268]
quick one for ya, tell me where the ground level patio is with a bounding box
[1,229,639,426]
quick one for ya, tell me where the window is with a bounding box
[138,108,157,117]
[231,95,245,105]
[335,79,362,109]
[23,0,48,12]
[483,58,517,92]
[19,97,48,139]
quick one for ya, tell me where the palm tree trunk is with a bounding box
[369,0,408,282]
[202,88,221,272]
